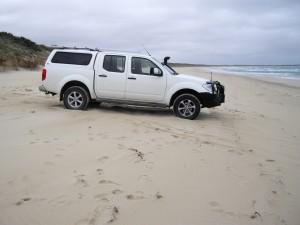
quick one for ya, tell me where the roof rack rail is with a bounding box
[97,48,137,52]
[51,46,101,51]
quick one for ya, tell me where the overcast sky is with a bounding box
[1,0,300,64]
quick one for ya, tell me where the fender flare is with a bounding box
[58,74,96,100]
[165,82,208,106]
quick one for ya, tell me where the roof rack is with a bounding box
[97,48,141,54]
[51,46,101,51]
[50,46,144,54]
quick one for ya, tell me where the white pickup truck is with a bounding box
[39,48,225,119]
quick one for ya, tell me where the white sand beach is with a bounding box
[0,68,299,225]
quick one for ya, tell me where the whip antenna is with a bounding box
[142,45,152,56]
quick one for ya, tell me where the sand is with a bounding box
[0,68,299,225]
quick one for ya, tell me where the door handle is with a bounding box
[98,74,107,77]
[128,77,136,80]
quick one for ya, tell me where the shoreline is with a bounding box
[175,66,300,89]
[201,65,300,82]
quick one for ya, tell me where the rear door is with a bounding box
[94,54,127,99]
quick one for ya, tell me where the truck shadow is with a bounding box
[90,103,224,121]
[198,110,224,121]
[90,103,173,117]
[47,102,224,121]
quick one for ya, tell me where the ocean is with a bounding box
[208,65,300,80]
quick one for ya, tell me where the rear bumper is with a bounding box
[200,81,225,108]
[39,85,56,95]
[39,85,47,93]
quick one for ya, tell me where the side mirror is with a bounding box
[150,68,162,76]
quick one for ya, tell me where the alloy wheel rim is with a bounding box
[67,91,83,108]
[178,99,196,117]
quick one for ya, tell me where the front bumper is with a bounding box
[201,81,225,108]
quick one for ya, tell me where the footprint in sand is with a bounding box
[96,168,103,175]
[138,174,152,182]
[15,197,31,206]
[75,175,88,187]
[128,148,145,162]
[98,156,109,163]
[209,201,220,207]
[203,140,212,145]
[109,206,119,223]
[78,193,84,199]
[112,189,123,195]
[99,179,119,185]
[209,201,224,213]
[75,205,119,225]
[155,192,163,199]
[171,134,180,139]
[266,159,275,162]
[94,193,110,202]
[126,194,144,200]
[126,191,145,200]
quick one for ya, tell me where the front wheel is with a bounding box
[173,94,201,120]
[63,86,90,110]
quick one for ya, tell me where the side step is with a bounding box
[96,98,169,109]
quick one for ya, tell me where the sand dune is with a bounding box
[0,68,299,225]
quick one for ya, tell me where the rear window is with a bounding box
[51,52,92,65]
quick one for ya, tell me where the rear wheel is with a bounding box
[63,86,90,110]
[173,94,200,120]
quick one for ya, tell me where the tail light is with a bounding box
[42,68,47,81]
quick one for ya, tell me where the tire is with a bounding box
[63,86,90,110]
[173,94,201,120]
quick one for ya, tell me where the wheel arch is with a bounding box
[169,89,203,107]
[60,81,91,101]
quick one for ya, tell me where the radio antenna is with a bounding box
[142,45,152,56]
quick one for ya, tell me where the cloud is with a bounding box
[1,0,299,64]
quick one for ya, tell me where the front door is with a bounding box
[95,54,127,99]
[125,57,166,103]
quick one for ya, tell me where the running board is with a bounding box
[96,98,169,108]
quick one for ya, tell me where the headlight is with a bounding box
[202,83,213,92]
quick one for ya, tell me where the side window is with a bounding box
[131,57,162,75]
[51,52,92,65]
[103,55,125,73]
